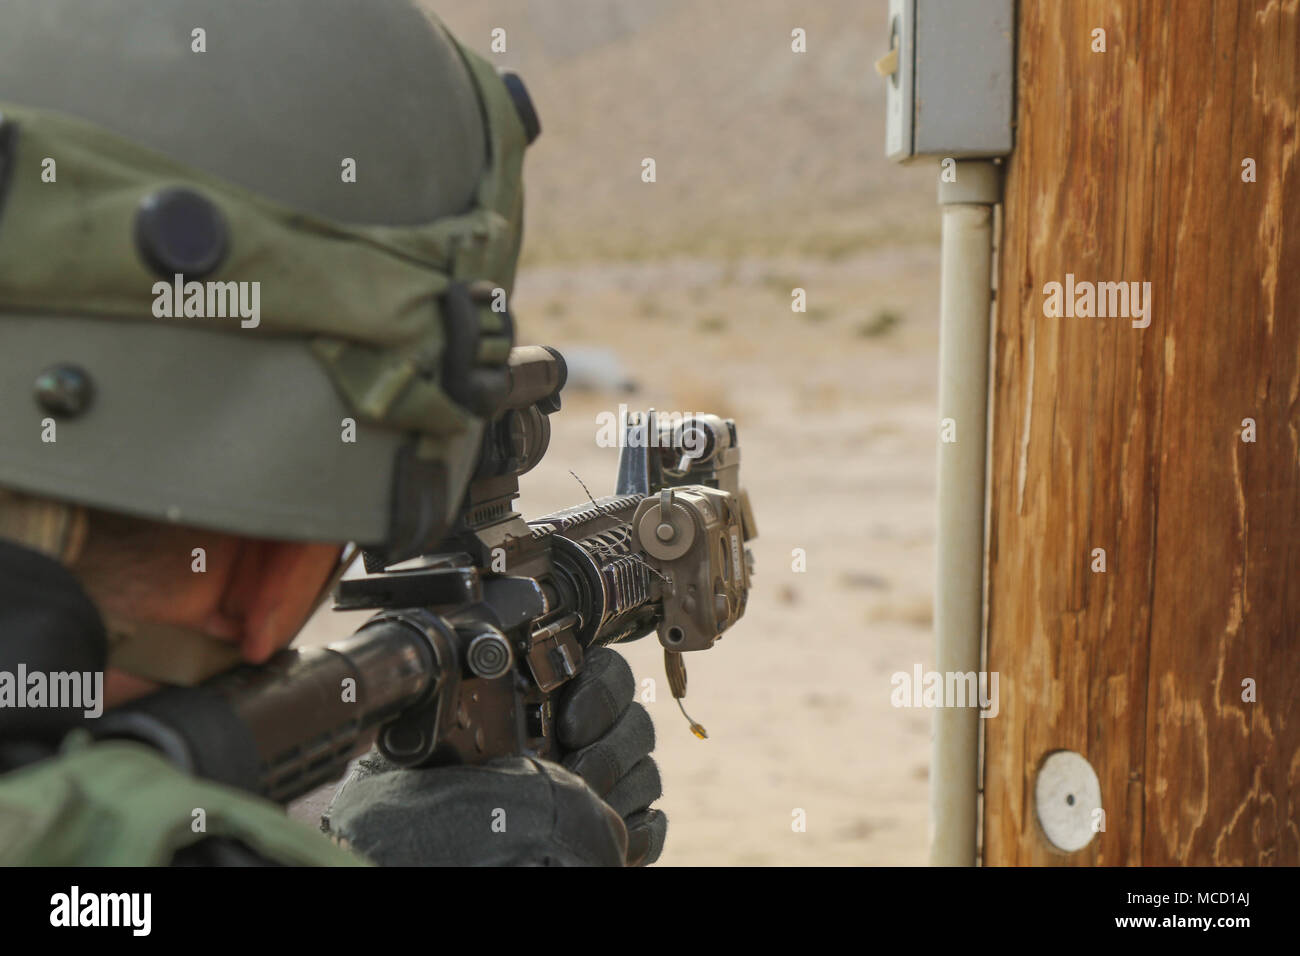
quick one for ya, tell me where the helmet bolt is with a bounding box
[34,364,94,418]
[135,187,229,280]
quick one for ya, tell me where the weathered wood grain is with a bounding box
[983,0,1299,865]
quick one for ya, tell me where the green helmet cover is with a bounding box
[0,7,531,560]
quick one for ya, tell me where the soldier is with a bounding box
[0,0,666,865]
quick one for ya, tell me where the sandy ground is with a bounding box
[294,0,946,865]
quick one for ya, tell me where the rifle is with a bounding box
[99,346,756,804]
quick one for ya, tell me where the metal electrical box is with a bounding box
[881,0,1015,163]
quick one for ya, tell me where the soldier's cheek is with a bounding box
[238,542,345,664]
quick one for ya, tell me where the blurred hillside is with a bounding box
[433,0,938,262]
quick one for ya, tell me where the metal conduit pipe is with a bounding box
[930,159,999,866]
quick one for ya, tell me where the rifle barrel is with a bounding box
[96,617,440,803]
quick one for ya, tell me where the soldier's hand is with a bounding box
[555,647,668,866]
[323,753,627,866]
[322,646,665,867]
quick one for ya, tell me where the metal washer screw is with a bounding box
[34,364,94,418]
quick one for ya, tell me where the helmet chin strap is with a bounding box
[0,489,88,565]
[102,616,245,687]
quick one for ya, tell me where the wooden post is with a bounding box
[983,0,1300,864]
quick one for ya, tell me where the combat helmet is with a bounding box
[0,0,541,569]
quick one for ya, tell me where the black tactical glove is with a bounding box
[555,647,667,866]
[323,648,666,866]
[324,753,627,866]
